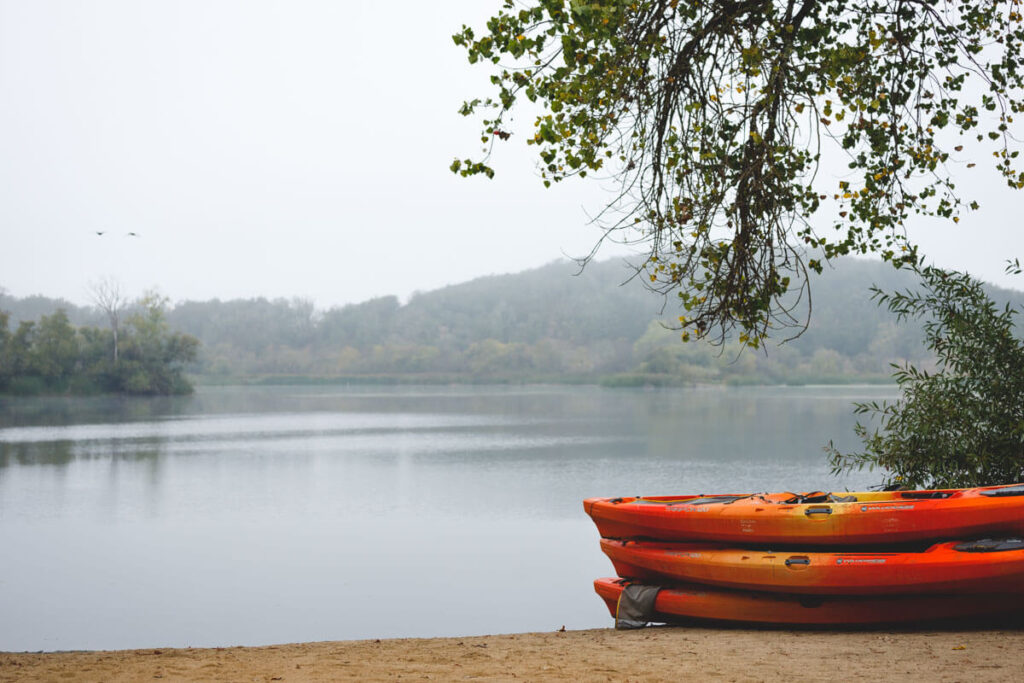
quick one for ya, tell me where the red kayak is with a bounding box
[584,484,1024,546]
[594,577,1024,626]
[600,537,1024,595]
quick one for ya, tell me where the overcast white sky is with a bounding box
[1,1,1022,310]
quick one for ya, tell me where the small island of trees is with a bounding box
[0,293,198,396]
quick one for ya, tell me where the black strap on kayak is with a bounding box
[953,538,1024,553]
[980,484,1024,497]
[783,491,859,504]
[616,583,661,629]
[783,491,828,504]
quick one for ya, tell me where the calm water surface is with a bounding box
[0,384,895,651]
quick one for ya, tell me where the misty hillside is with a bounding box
[4,258,1024,385]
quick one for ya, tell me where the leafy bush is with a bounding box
[829,265,1024,488]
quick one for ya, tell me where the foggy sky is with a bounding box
[2,1,1023,310]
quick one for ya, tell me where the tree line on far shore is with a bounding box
[167,258,1010,385]
[2,258,1023,393]
[0,294,197,396]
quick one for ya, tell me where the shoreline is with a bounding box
[193,374,900,388]
[0,377,900,400]
[3,623,1023,682]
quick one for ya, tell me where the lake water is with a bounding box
[0,384,895,651]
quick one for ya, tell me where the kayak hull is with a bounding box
[584,485,1024,546]
[600,538,1024,595]
[594,577,1024,626]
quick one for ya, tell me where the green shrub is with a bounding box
[829,265,1024,488]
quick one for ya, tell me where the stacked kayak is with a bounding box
[593,576,1024,626]
[585,485,1024,545]
[585,484,1024,626]
[600,538,1024,595]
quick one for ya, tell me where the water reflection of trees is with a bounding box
[0,394,193,429]
[0,440,165,468]
[0,441,75,467]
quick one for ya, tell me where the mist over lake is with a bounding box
[0,384,891,651]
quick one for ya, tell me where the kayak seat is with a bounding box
[828,494,858,503]
[782,492,859,504]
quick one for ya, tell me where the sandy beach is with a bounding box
[3,622,1023,682]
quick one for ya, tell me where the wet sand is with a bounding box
[3,623,1023,682]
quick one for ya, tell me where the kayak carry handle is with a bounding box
[785,557,811,567]
[804,506,833,517]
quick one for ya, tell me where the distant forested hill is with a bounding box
[4,258,1024,385]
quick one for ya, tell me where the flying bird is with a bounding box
[95,231,105,236]
[126,232,139,237]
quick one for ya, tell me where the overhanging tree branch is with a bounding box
[452,0,1024,346]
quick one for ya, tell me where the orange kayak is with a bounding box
[584,484,1024,546]
[594,577,1024,626]
[601,538,1024,595]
